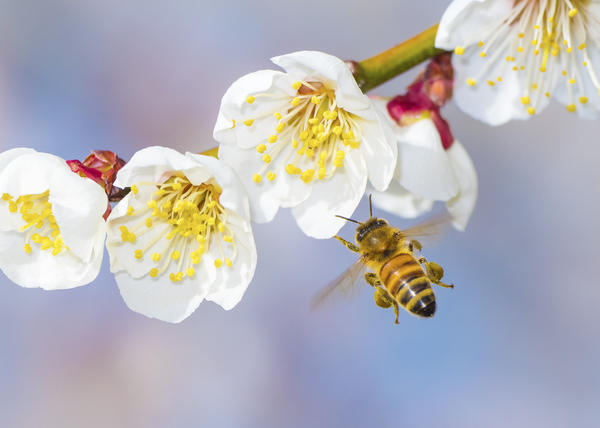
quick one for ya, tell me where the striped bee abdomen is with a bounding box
[378,252,436,318]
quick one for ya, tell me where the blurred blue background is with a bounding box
[0,1,599,427]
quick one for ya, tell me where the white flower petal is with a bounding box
[108,148,256,321]
[445,141,478,231]
[213,70,296,149]
[396,119,459,200]
[204,212,256,310]
[271,51,370,112]
[436,0,513,50]
[291,149,367,239]
[218,144,312,223]
[0,151,107,290]
[0,147,36,171]
[115,271,208,323]
[0,231,103,290]
[114,146,211,189]
[370,180,435,219]
[359,105,398,191]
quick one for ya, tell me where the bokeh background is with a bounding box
[0,1,599,427]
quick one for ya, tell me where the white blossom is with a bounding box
[0,148,108,289]
[106,147,257,323]
[370,101,478,230]
[436,0,600,125]
[214,50,397,239]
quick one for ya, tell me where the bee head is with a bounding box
[355,217,388,242]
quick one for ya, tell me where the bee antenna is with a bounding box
[368,194,373,218]
[335,215,362,225]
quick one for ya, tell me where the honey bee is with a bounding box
[312,196,454,323]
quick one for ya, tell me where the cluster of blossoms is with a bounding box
[1,0,597,322]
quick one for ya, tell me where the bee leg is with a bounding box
[374,286,393,308]
[334,235,360,253]
[420,259,454,289]
[408,239,422,252]
[364,273,381,287]
[393,302,400,324]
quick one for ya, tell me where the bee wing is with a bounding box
[310,258,368,310]
[396,212,452,244]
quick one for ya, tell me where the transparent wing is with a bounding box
[310,259,368,310]
[395,212,453,245]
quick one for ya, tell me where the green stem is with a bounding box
[353,24,447,93]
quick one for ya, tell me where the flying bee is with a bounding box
[312,196,454,324]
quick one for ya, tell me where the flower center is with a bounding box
[2,191,67,256]
[455,0,598,114]
[121,176,236,283]
[241,80,362,184]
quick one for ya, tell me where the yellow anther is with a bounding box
[540,66,546,73]
[562,70,568,76]
[171,251,180,260]
[532,83,538,90]
[534,49,540,55]
[527,107,536,115]
[246,95,255,104]
[152,253,161,262]
[196,235,205,244]
[466,78,477,86]
[531,40,538,46]
[134,249,143,259]
[146,218,153,228]
[292,139,299,148]
[518,32,524,38]
[497,77,503,82]
[147,200,157,209]
[305,149,315,158]
[480,51,487,58]
[534,25,540,30]
[320,151,328,160]
[569,78,576,85]
[477,41,484,47]
[225,258,232,267]
[268,135,278,143]
[276,122,285,133]
[217,222,225,233]
[127,206,135,216]
[454,46,465,55]
[286,164,300,175]
[231,119,236,129]
[256,144,267,154]
[253,173,262,183]
[266,171,276,182]
[262,154,272,163]
[291,97,300,106]
[24,243,32,254]
[131,184,139,194]
[8,201,17,212]
[520,66,525,70]
[311,95,320,104]
[292,81,302,90]
[583,61,588,67]
[223,235,233,243]
[332,126,342,135]
[214,258,223,268]
[244,119,254,126]
[335,150,345,159]
[566,104,577,112]
[169,273,177,282]
[301,169,314,183]
[318,167,326,180]
[487,80,496,86]
[521,96,530,105]
[149,268,158,278]
[579,96,589,104]
[567,47,573,53]
[349,140,360,149]
[545,92,551,98]
[569,9,578,18]
[578,43,587,50]
[172,182,182,190]
[517,46,524,53]
[334,159,343,167]
[299,130,309,140]
[186,267,195,277]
